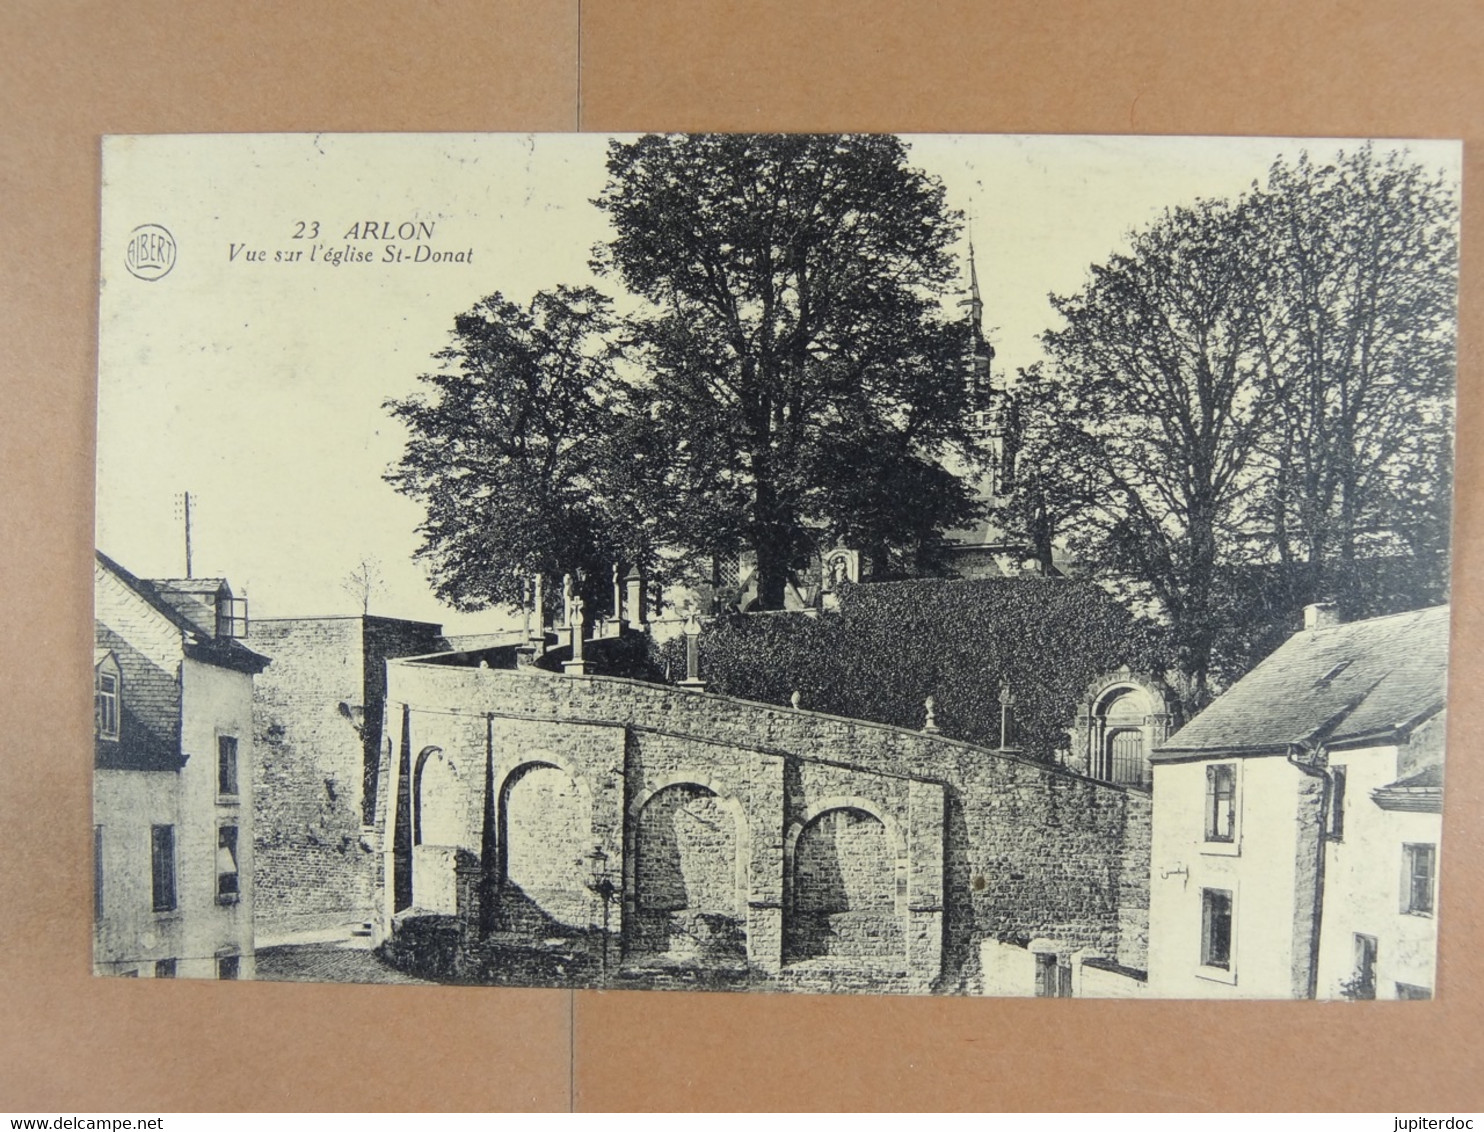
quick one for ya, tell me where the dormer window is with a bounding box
[94,657,120,740]
[215,593,249,639]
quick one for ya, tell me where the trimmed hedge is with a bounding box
[660,578,1172,759]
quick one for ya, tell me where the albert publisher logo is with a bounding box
[125,223,176,281]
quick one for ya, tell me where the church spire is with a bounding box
[963,239,994,410]
[968,237,984,331]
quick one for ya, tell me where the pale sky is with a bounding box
[96,133,1459,633]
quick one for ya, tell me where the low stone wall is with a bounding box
[375,662,1149,993]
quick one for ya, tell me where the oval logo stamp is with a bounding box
[125,223,177,281]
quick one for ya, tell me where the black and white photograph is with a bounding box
[94,131,1459,998]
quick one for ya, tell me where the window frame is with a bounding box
[217,734,239,801]
[216,822,241,905]
[1351,932,1379,1000]
[1202,761,1241,854]
[94,824,104,924]
[150,824,177,914]
[1326,764,1347,841]
[95,668,120,740]
[1197,886,1238,984]
[1402,843,1437,917]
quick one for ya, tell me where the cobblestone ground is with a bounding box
[255,941,435,985]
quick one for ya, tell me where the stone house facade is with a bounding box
[93,552,268,979]
[1147,603,1449,999]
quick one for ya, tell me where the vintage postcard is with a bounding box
[94,133,1458,998]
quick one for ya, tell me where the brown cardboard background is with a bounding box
[1,0,1480,1113]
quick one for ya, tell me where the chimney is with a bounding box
[1304,602,1340,631]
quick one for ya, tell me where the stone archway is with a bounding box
[630,782,746,964]
[786,805,903,963]
[411,747,461,913]
[1070,668,1173,788]
[497,760,593,933]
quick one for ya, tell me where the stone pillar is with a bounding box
[677,612,706,690]
[454,849,483,974]
[563,597,587,676]
[623,565,646,628]
[530,574,546,653]
[998,681,1019,751]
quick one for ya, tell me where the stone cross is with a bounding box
[678,611,706,690]
[563,595,587,676]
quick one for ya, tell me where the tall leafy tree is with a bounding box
[384,286,620,612]
[1246,145,1458,612]
[1013,200,1273,706]
[1011,146,1458,706]
[594,133,984,608]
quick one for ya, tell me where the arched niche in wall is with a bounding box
[784,801,906,964]
[410,746,463,914]
[629,781,747,966]
[496,757,593,933]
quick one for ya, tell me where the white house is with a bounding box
[1147,603,1448,999]
[94,552,269,979]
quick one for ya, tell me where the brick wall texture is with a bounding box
[377,660,1151,993]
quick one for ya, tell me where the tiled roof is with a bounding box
[95,552,269,674]
[94,551,270,773]
[94,621,186,772]
[1156,605,1450,759]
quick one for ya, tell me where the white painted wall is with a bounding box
[1148,755,1309,998]
[1318,744,1439,999]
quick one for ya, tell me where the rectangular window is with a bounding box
[94,825,104,923]
[1352,933,1378,1000]
[150,825,176,913]
[154,959,176,979]
[217,954,239,980]
[1403,843,1436,915]
[1205,764,1236,842]
[1327,766,1347,840]
[217,824,240,903]
[217,735,239,797]
[1201,888,1233,970]
[95,672,119,739]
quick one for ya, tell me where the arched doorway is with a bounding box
[786,806,902,963]
[498,761,592,933]
[1093,687,1151,787]
[630,783,745,964]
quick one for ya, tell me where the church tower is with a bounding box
[942,242,1034,578]
[961,242,1018,505]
